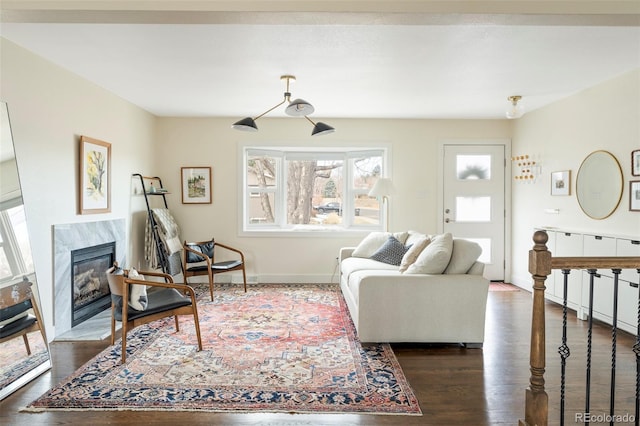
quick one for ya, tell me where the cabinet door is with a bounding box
[583,234,616,278]
[617,238,640,285]
[618,281,639,331]
[583,272,614,319]
[555,232,583,306]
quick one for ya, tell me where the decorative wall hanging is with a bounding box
[551,170,570,196]
[630,181,640,211]
[632,149,640,176]
[511,154,540,182]
[79,136,111,214]
[181,167,212,204]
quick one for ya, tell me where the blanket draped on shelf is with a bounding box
[145,208,183,276]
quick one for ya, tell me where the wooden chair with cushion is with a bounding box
[106,264,202,363]
[183,238,247,301]
[0,279,47,356]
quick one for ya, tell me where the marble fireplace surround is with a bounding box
[53,219,126,339]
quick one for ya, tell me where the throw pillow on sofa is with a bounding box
[351,231,409,258]
[404,232,453,274]
[444,238,483,274]
[399,235,431,273]
[369,236,410,266]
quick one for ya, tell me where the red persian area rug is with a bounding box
[24,283,421,416]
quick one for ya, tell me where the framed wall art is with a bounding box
[79,136,111,214]
[630,181,640,212]
[551,170,570,196]
[181,166,212,204]
[632,149,640,176]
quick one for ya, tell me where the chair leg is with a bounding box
[174,316,180,332]
[22,334,31,355]
[110,304,116,345]
[121,323,127,363]
[193,310,203,351]
[208,269,214,301]
[242,266,247,292]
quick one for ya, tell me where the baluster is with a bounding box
[610,269,621,426]
[585,269,597,424]
[559,269,571,426]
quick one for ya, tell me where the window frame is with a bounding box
[240,143,391,237]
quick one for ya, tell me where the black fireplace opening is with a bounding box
[71,241,115,327]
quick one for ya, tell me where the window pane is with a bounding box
[247,155,277,189]
[457,155,491,180]
[353,195,379,226]
[455,196,491,222]
[289,159,343,225]
[8,205,33,273]
[352,156,382,190]
[248,193,275,224]
[0,249,11,280]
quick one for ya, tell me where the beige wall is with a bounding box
[0,38,157,338]
[510,69,640,287]
[155,117,510,282]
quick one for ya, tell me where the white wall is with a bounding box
[155,117,511,282]
[0,38,157,339]
[510,69,640,287]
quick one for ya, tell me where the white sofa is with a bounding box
[339,231,489,346]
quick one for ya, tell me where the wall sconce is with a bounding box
[512,154,540,182]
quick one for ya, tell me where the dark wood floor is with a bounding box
[1,286,637,425]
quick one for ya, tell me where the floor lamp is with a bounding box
[368,178,395,231]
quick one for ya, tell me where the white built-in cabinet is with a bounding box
[537,228,640,335]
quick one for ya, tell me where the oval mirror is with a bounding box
[576,150,623,220]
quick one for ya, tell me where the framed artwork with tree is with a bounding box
[181,167,212,204]
[79,136,111,214]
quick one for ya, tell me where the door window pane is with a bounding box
[457,155,491,180]
[456,196,491,222]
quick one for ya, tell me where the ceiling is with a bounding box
[1,1,639,120]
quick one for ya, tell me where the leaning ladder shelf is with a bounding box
[133,173,170,274]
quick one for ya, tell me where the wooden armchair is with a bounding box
[183,238,247,301]
[106,266,202,363]
[0,279,47,356]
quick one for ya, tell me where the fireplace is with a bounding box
[70,242,115,327]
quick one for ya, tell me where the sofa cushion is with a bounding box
[399,235,431,273]
[351,231,408,258]
[404,232,453,274]
[369,236,409,266]
[444,239,483,274]
[341,257,398,282]
[127,268,149,311]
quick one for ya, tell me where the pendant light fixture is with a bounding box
[232,75,335,136]
[505,95,525,119]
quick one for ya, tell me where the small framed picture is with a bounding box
[632,149,640,176]
[79,136,111,214]
[630,181,640,211]
[551,170,570,196]
[181,167,212,204]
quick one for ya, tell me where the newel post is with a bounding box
[520,230,552,426]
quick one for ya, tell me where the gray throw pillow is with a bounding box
[369,236,410,266]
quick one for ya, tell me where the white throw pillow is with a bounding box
[399,235,431,273]
[444,239,483,274]
[404,233,453,274]
[127,268,148,311]
[404,230,429,247]
[351,231,409,258]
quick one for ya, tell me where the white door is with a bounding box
[442,144,505,281]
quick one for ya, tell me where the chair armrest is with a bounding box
[127,269,175,283]
[123,277,197,298]
[215,242,245,262]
